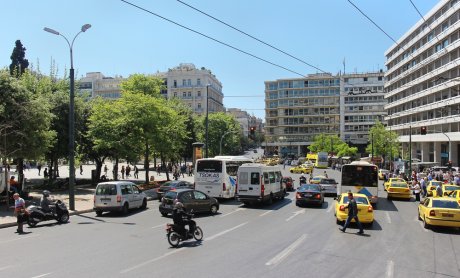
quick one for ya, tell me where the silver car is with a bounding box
[94,181,148,216]
[318,178,338,197]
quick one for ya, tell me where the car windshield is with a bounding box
[162,181,179,187]
[432,200,460,209]
[164,191,178,199]
[445,186,460,191]
[431,181,442,186]
[299,184,320,191]
[342,196,369,205]
[96,184,117,195]
[320,179,336,184]
[390,182,408,188]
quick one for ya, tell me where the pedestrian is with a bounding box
[323,171,328,178]
[436,183,443,197]
[157,165,161,176]
[181,164,186,178]
[37,163,42,176]
[134,165,139,179]
[412,182,421,202]
[121,165,125,179]
[44,168,49,179]
[13,193,27,234]
[421,177,427,197]
[126,165,131,178]
[80,164,83,175]
[104,164,108,176]
[339,192,364,234]
[9,176,19,193]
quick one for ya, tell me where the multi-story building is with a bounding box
[227,108,264,137]
[79,72,124,99]
[158,63,225,115]
[384,0,460,166]
[341,72,386,152]
[264,73,341,157]
[265,72,386,157]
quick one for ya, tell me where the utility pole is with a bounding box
[409,126,412,178]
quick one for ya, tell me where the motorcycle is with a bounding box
[166,213,203,247]
[299,176,307,185]
[27,199,70,227]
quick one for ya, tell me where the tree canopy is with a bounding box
[9,40,29,77]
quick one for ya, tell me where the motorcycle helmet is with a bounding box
[42,190,50,197]
[174,202,184,209]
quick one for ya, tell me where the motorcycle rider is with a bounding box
[172,202,196,238]
[40,190,54,215]
[299,174,307,185]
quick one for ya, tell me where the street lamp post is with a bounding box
[219,130,237,155]
[44,24,91,211]
[205,84,209,158]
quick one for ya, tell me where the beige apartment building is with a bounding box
[384,0,460,166]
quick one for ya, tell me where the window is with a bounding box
[183,92,186,97]
[193,191,207,200]
[182,79,186,86]
[363,77,368,82]
[188,92,191,97]
[197,91,201,97]
[180,191,193,201]
[173,80,177,88]
[197,103,201,109]
[197,78,201,86]
[132,185,139,194]
[187,79,191,86]
[264,173,269,184]
[378,76,383,81]
[250,173,260,185]
[173,92,177,97]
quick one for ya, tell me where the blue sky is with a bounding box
[1,0,440,120]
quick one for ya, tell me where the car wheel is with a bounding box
[418,209,422,221]
[122,203,129,215]
[210,204,218,214]
[140,198,147,210]
[96,210,103,217]
[336,218,343,225]
[423,216,430,229]
[160,211,168,217]
[290,170,293,173]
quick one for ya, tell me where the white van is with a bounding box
[236,163,285,205]
[94,181,147,216]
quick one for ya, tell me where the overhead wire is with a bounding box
[120,0,306,77]
[175,0,327,74]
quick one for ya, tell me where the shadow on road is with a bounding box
[430,226,460,235]
[375,197,399,212]
[240,197,292,210]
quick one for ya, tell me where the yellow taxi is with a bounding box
[289,165,312,174]
[384,178,407,191]
[418,197,460,229]
[334,193,374,226]
[386,181,411,200]
[378,169,389,180]
[448,190,460,205]
[442,184,460,196]
[310,175,326,184]
[426,180,443,197]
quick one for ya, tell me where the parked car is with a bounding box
[94,181,148,216]
[318,178,338,196]
[295,184,324,207]
[282,177,295,191]
[156,180,194,200]
[159,189,219,216]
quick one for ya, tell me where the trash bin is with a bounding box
[91,170,98,186]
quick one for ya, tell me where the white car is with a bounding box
[94,181,147,216]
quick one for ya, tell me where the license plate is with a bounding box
[304,194,312,197]
[442,213,454,217]
[165,204,172,209]
[101,198,111,201]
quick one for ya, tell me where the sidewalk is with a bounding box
[0,164,194,229]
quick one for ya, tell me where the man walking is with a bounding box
[339,192,364,234]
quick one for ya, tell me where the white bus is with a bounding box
[194,156,254,199]
[339,161,379,205]
[316,152,329,168]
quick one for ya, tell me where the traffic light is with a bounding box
[249,127,255,140]
[421,126,427,135]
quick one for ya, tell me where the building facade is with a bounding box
[265,72,386,157]
[158,63,225,115]
[79,72,124,99]
[384,0,460,166]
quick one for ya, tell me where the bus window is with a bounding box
[269,172,275,184]
[250,173,260,185]
[197,160,222,172]
[264,173,269,184]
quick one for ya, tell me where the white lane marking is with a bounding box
[120,249,183,274]
[207,222,248,241]
[259,210,272,217]
[265,234,308,266]
[151,223,167,229]
[219,208,246,218]
[0,234,40,244]
[286,209,305,221]
[30,273,52,278]
[386,260,394,278]
[326,205,334,213]
[385,212,392,224]
[0,265,13,271]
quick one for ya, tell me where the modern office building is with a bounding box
[341,72,386,152]
[265,72,386,157]
[384,0,460,166]
[157,63,225,115]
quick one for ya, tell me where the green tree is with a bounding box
[366,121,400,166]
[120,74,164,97]
[308,134,343,154]
[9,40,29,77]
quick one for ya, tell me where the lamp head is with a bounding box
[81,24,91,32]
[44,27,60,35]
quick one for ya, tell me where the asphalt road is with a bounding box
[1,155,460,278]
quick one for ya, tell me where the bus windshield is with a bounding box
[196,160,222,172]
[342,164,378,187]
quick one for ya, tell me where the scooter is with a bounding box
[166,213,203,247]
[27,199,70,227]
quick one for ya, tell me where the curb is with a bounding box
[0,198,158,229]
